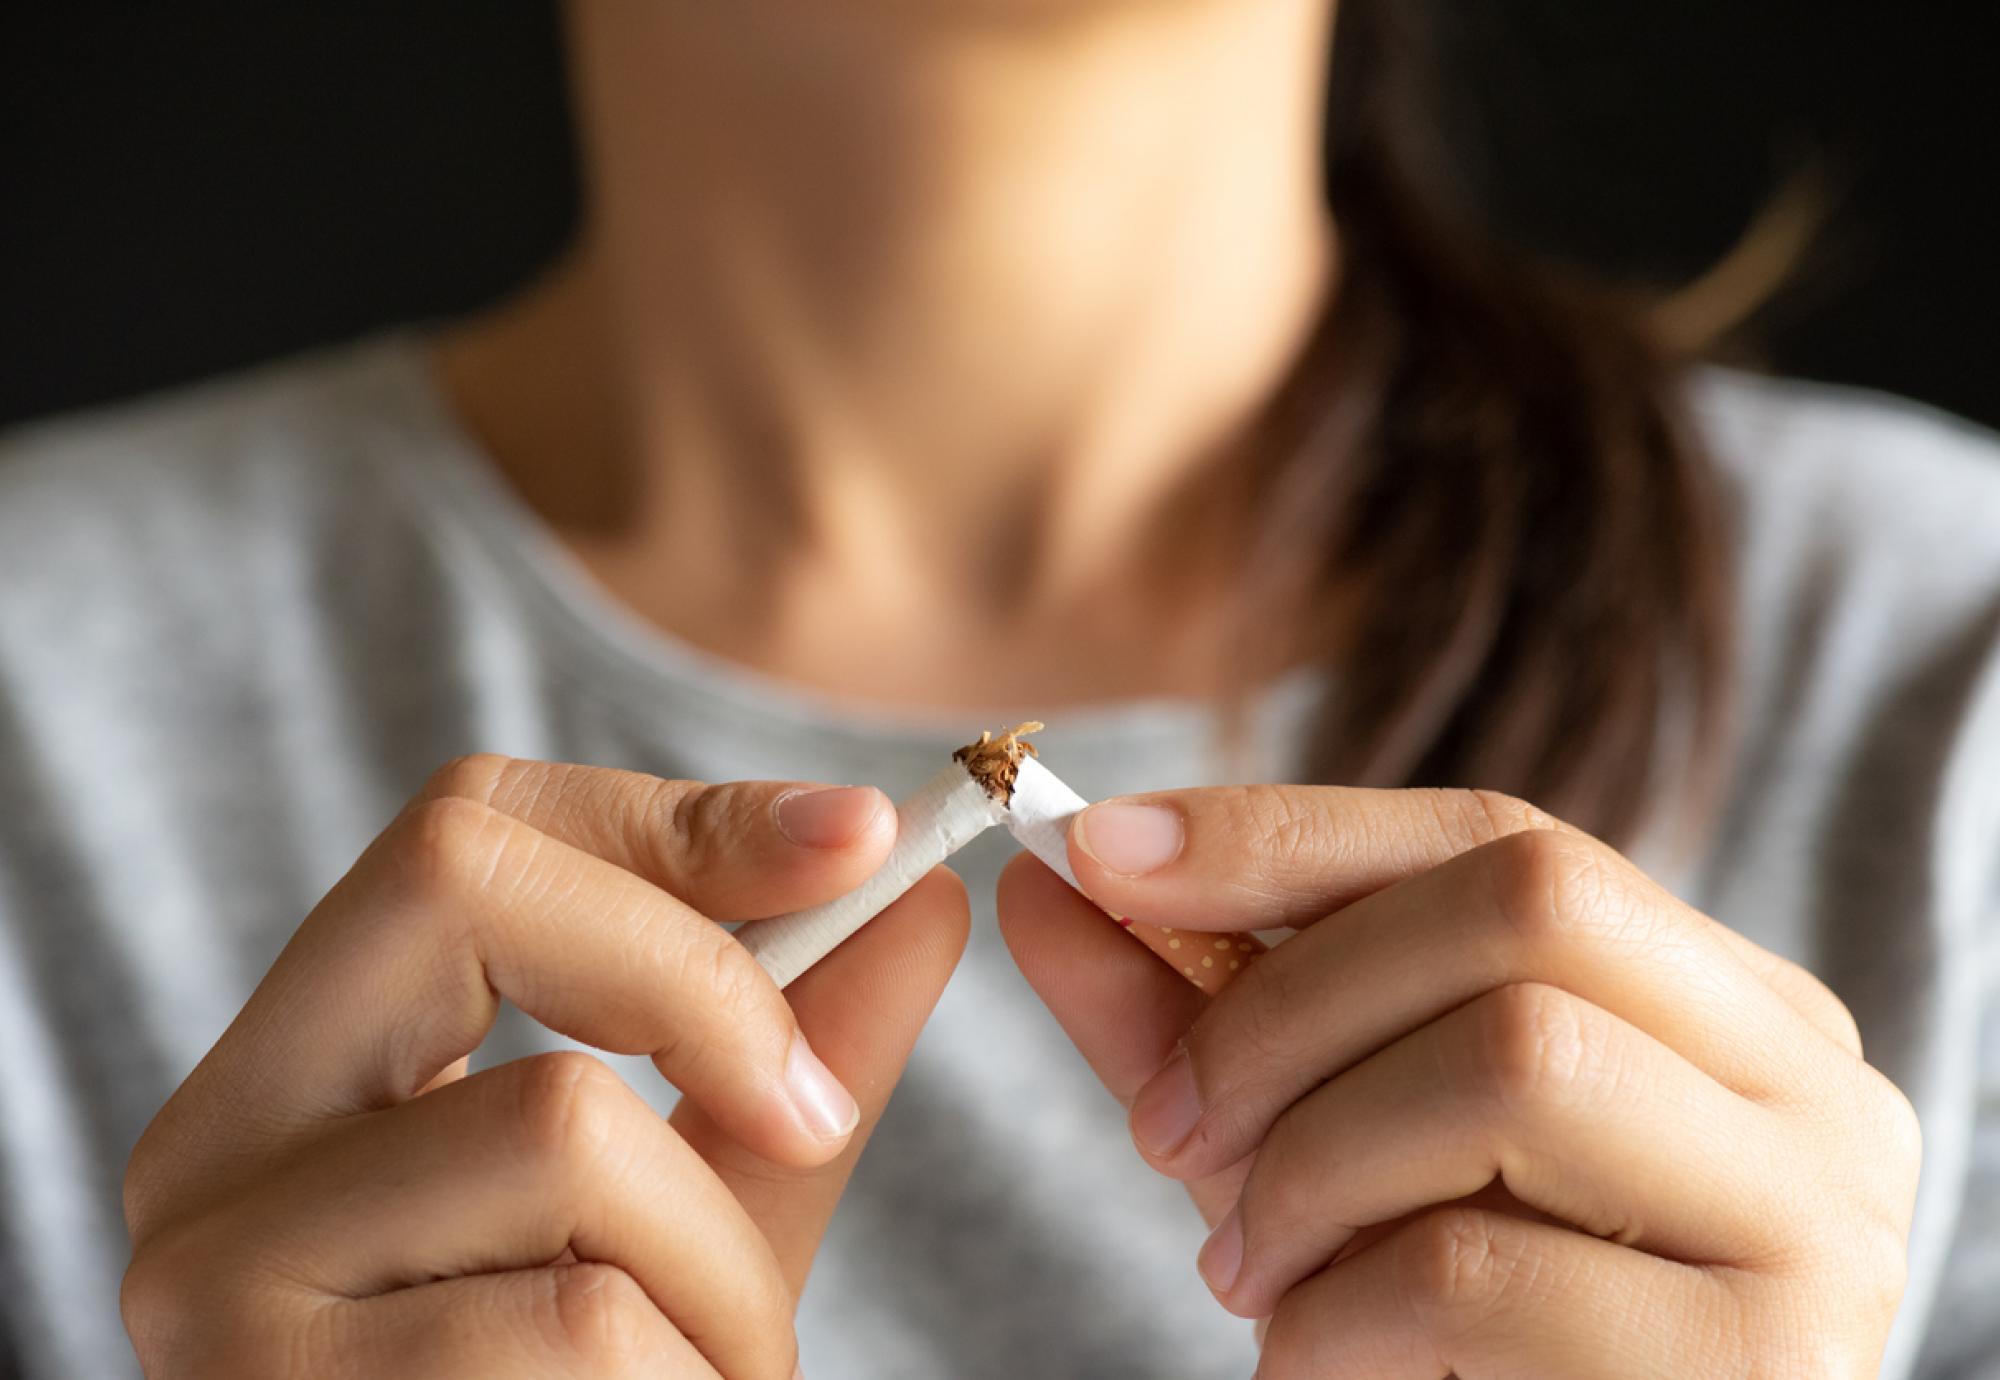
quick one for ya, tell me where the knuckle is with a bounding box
[420,753,514,805]
[1794,1210,1911,1343]
[648,930,786,1086]
[1445,789,1562,852]
[1852,1217,1913,1320]
[1771,964,1868,1062]
[121,1223,241,1375]
[120,1243,179,1360]
[1761,956,1867,1062]
[735,1262,800,1364]
[121,1123,170,1246]
[1462,982,1594,1113]
[390,795,512,906]
[1865,1071,1925,1178]
[659,780,720,881]
[508,1051,630,1175]
[1827,1000,1866,1060]
[1478,827,1620,951]
[688,924,778,1024]
[542,1262,656,1367]
[1394,1207,1521,1327]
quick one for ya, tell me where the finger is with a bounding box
[1068,784,1862,1054]
[1708,922,1864,1058]
[995,853,1243,1224]
[1210,983,1794,1319]
[176,796,859,1173]
[1067,784,1568,928]
[674,866,973,1296]
[334,1265,720,1379]
[997,853,1204,1103]
[1256,1206,1732,1380]
[420,754,897,921]
[1129,828,1836,1181]
[237,1053,797,1380]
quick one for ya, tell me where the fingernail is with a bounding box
[784,1033,859,1142]
[1199,1205,1244,1294]
[1075,802,1184,877]
[792,1366,806,1380]
[1130,1046,1202,1157]
[775,786,884,850]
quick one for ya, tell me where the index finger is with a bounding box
[1065,784,1862,1055]
[419,754,897,921]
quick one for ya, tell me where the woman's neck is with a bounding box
[440,0,1335,708]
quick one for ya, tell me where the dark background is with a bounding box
[2,4,1993,431]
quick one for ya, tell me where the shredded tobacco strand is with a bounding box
[953,721,1045,804]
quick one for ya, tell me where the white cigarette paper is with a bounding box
[1003,755,1090,887]
[738,763,1005,989]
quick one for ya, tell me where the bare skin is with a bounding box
[437,0,1336,710]
[126,0,1919,1374]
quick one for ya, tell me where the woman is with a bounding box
[2,0,1995,1376]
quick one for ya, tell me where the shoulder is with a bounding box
[0,335,446,653]
[1692,369,2000,728]
[1693,369,2000,614]
[1684,370,2000,923]
[0,334,454,724]
[0,334,427,582]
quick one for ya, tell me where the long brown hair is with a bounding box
[1244,0,1736,846]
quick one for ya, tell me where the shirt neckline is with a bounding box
[362,328,1329,763]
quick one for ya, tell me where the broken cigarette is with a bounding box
[738,724,1268,993]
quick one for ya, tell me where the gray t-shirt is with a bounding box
[1,334,1997,1379]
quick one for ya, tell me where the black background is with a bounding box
[2,3,1993,430]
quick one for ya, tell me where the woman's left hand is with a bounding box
[996,786,1921,1379]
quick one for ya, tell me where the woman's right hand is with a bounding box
[119,755,968,1379]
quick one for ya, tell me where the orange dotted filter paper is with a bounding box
[1116,917,1267,995]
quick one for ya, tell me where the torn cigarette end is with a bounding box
[952,721,1044,804]
[744,722,1269,996]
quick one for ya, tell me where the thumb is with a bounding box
[670,867,971,1297]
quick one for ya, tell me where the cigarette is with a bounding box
[1002,751,1269,995]
[737,759,1007,989]
[739,724,1268,994]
